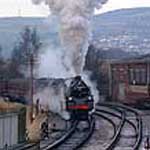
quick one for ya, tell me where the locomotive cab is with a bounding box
[66,76,94,121]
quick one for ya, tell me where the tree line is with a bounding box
[0,26,42,80]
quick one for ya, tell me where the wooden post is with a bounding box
[35,99,39,116]
[108,61,112,99]
[30,54,34,123]
[146,61,150,97]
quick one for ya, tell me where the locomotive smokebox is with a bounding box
[65,76,94,121]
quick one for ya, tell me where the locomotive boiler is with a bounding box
[66,76,94,121]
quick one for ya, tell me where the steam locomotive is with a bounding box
[66,76,94,121]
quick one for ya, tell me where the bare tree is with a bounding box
[9,26,42,78]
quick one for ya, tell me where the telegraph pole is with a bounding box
[147,61,150,97]
[30,54,34,123]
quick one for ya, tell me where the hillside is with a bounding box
[0,17,59,57]
[0,7,150,57]
[92,7,150,54]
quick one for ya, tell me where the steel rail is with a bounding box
[42,118,95,150]
[98,102,143,150]
[95,106,126,150]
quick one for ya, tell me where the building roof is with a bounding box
[0,98,25,113]
[111,54,150,64]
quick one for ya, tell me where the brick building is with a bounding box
[110,54,150,104]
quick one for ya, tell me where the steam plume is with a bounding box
[32,0,108,119]
[32,0,108,76]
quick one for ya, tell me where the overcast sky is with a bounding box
[1,0,150,17]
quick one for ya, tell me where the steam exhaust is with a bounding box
[32,0,108,119]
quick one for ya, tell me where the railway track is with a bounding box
[96,103,143,150]
[80,103,142,150]
[41,119,95,150]
[80,104,125,150]
[9,119,94,150]
[95,106,125,150]
[12,103,142,150]
[8,142,40,150]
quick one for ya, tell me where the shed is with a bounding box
[0,101,26,149]
[110,54,150,104]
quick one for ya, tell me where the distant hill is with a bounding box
[0,17,59,57]
[92,7,150,54]
[93,7,150,36]
[0,7,150,57]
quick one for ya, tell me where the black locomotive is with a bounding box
[66,76,94,121]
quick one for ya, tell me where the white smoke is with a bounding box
[82,72,99,103]
[34,80,70,120]
[33,0,108,76]
[32,0,108,119]
[37,46,75,78]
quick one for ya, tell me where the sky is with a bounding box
[1,0,150,17]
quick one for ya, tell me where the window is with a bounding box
[129,67,147,85]
[141,68,147,84]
